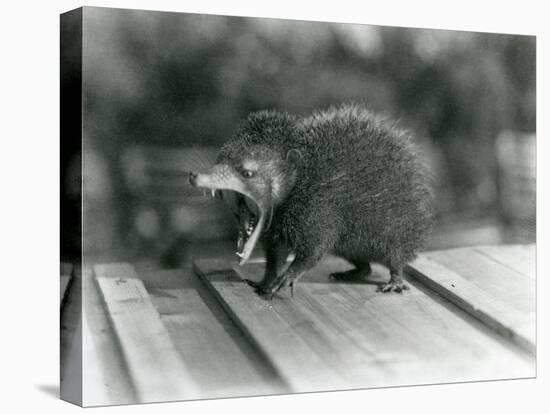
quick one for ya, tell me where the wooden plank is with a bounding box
[151,287,287,397]
[60,276,72,308]
[195,257,534,392]
[406,255,535,354]
[82,303,110,405]
[474,245,535,280]
[194,260,351,392]
[93,263,200,403]
[81,267,136,407]
[60,262,73,308]
[142,267,287,398]
[60,265,82,405]
[295,281,531,385]
[424,247,535,314]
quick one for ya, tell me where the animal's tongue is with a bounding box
[237,229,245,254]
[236,195,263,264]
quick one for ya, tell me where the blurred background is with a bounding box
[63,7,536,268]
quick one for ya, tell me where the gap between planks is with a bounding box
[193,260,351,392]
[93,263,201,403]
[194,257,534,392]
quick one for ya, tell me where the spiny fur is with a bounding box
[221,103,433,279]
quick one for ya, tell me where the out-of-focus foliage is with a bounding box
[80,7,535,260]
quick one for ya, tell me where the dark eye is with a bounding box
[241,169,255,178]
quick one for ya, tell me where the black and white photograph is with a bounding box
[58,5,538,408]
[56,1,538,409]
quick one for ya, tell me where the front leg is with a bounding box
[255,248,324,298]
[246,241,290,290]
[252,199,337,298]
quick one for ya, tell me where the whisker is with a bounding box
[183,147,217,171]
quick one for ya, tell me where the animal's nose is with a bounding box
[188,171,198,186]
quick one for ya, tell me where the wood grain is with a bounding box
[93,263,200,403]
[474,245,535,280]
[406,253,535,354]
[424,246,535,314]
[152,287,287,397]
[195,256,534,393]
[60,263,82,405]
[81,266,136,406]
[144,267,287,398]
[194,260,351,392]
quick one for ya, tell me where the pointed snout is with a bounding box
[188,164,230,190]
[188,171,198,186]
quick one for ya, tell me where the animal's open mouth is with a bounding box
[236,193,260,258]
[212,189,266,265]
[189,166,269,265]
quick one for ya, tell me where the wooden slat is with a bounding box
[60,262,73,308]
[150,286,287,397]
[194,261,351,392]
[60,276,72,308]
[143,266,287,398]
[60,265,82,405]
[82,304,110,405]
[406,255,535,354]
[81,267,136,407]
[93,263,200,403]
[424,247,535,314]
[195,257,534,392]
[474,245,535,280]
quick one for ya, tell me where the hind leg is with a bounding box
[330,259,372,282]
[378,264,410,293]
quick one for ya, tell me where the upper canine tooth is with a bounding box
[211,189,216,197]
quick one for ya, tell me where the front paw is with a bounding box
[245,279,262,289]
[251,276,292,299]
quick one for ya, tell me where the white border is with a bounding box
[1,1,547,413]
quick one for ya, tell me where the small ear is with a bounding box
[286,149,302,166]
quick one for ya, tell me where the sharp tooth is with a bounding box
[211,189,215,197]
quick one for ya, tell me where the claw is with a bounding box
[378,281,409,293]
[245,279,261,289]
[248,273,298,299]
[257,286,275,300]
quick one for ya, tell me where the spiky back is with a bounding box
[218,110,299,163]
[285,104,433,261]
